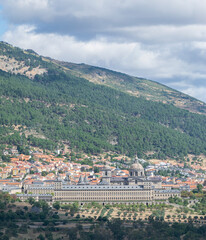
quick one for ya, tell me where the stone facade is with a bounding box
[54,185,179,204]
[20,161,181,203]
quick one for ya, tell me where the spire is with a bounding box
[78,175,85,185]
[84,175,89,184]
[65,173,71,183]
[56,171,61,181]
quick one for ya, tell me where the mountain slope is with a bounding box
[0,42,206,159]
[52,60,206,115]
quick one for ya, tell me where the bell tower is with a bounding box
[101,165,111,185]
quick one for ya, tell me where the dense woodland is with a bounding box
[0,42,206,158]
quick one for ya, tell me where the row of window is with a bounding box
[55,190,150,196]
[56,196,151,200]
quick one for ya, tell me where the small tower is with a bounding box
[101,165,111,185]
[64,173,71,184]
[54,173,62,189]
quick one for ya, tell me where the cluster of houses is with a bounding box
[0,149,205,204]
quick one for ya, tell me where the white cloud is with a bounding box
[2,0,206,38]
[1,1,206,103]
[112,25,206,44]
[3,25,162,75]
[2,0,206,23]
[183,86,206,103]
[3,25,206,102]
[0,0,51,23]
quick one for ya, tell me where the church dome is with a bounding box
[131,162,144,170]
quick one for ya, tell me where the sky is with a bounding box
[0,0,206,102]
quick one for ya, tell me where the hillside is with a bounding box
[53,60,206,115]
[0,41,206,159]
